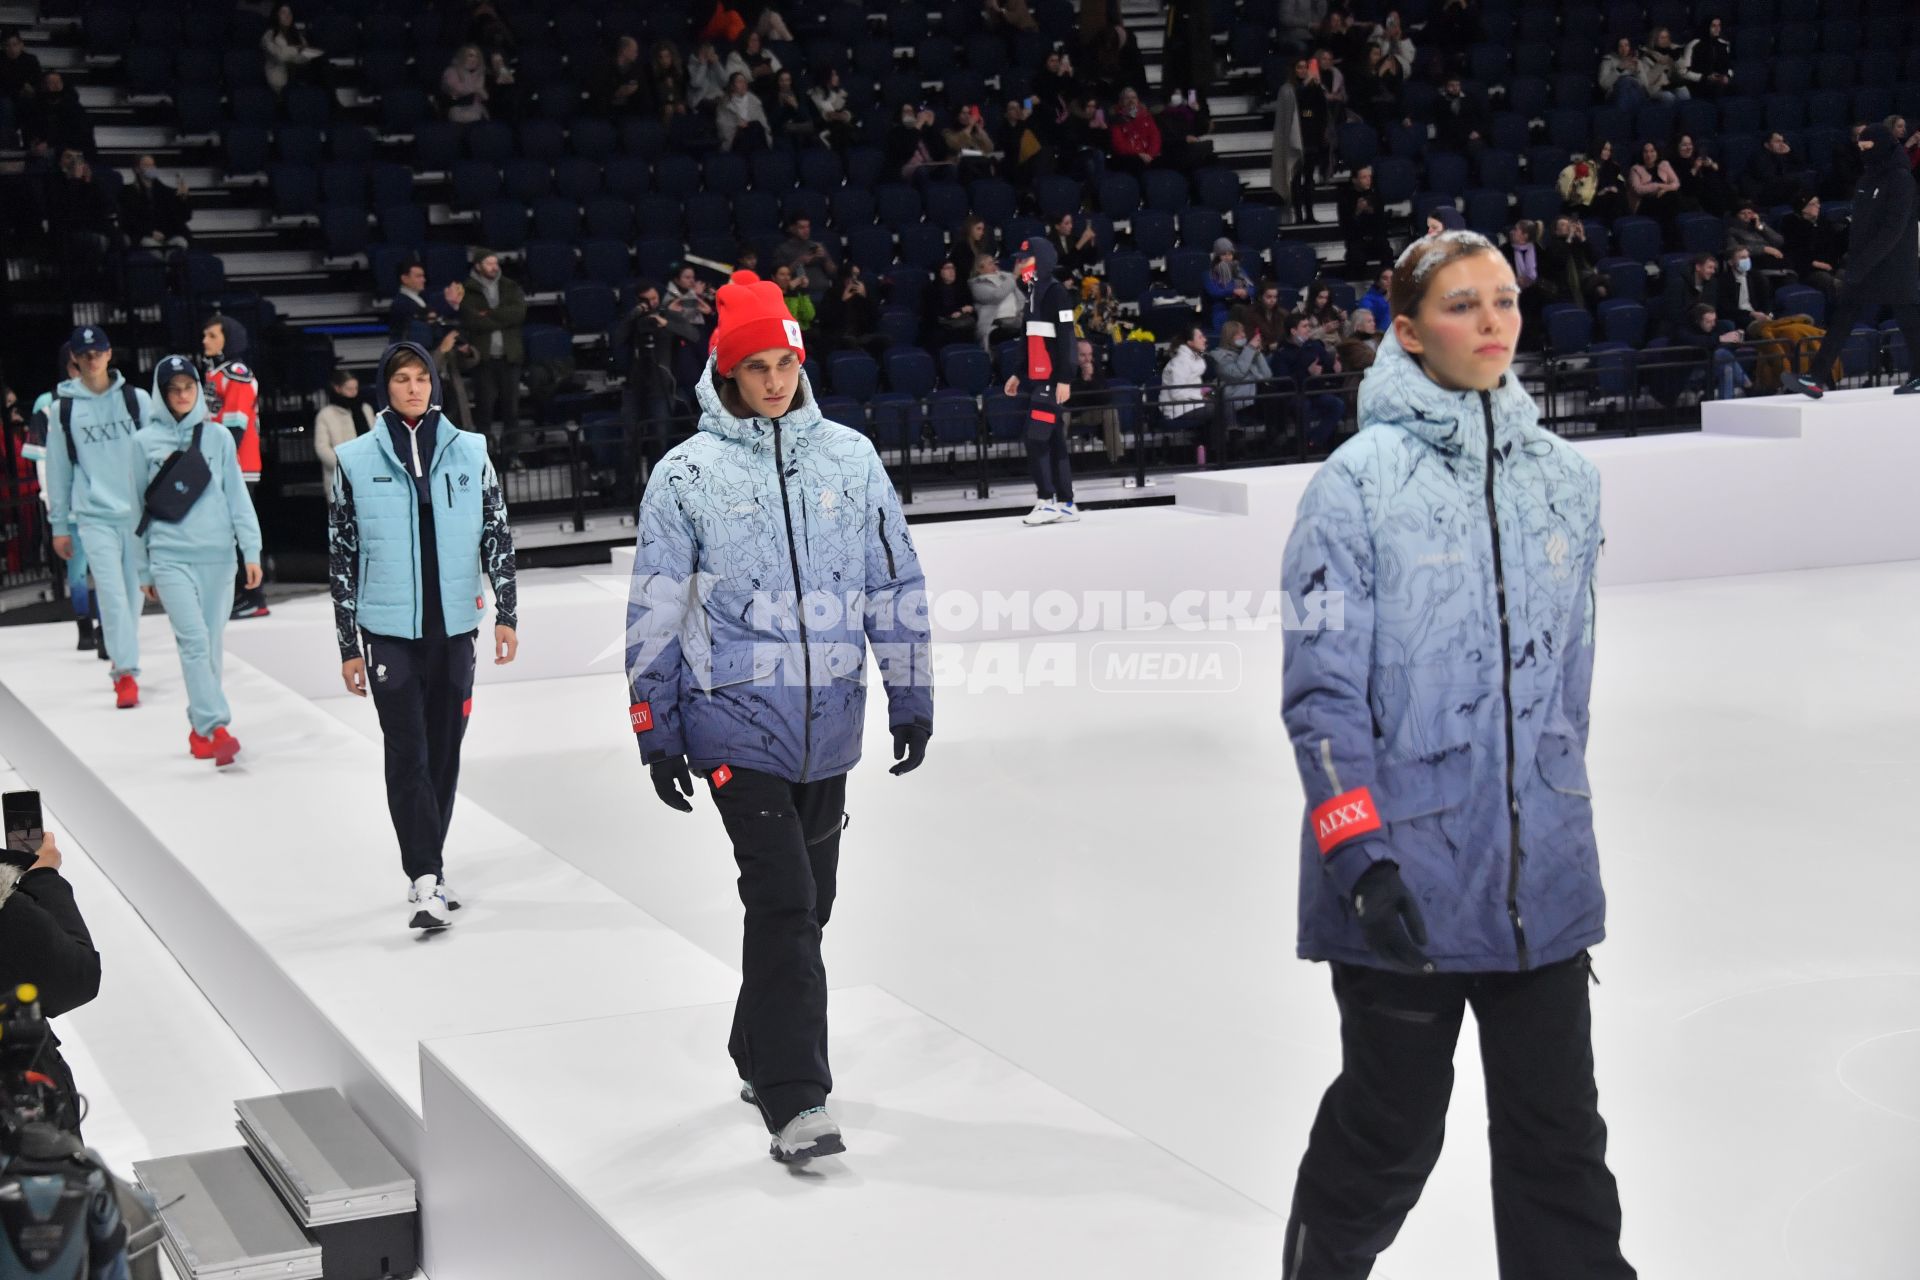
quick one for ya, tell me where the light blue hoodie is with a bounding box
[44,370,151,529]
[137,361,263,565]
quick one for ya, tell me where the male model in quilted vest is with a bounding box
[1278,232,1635,1278]
[626,271,933,1165]
[328,343,519,933]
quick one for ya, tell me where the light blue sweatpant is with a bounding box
[150,558,237,737]
[75,520,144,680]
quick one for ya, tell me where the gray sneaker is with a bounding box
[769,1107,844,1164]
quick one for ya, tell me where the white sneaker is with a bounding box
[1022,501,1062,525]
[407,877,462,911]
[770,1106,845,1164]
[408,875,454,932]
[1053,501,1081,522]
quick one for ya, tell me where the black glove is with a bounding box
[889,722,930,776]
[649,756,695,812]
[1350,860,1432,973]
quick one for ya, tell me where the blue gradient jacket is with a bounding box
[625,359,933,783]
[137,364,263,566]
[1281,328,1605,973]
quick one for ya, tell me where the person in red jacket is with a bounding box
[200,314,269,618]
[1107,86,1162,176]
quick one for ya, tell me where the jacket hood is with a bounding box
[1015,235,1058,285]
[374,340,445,417]
[695,351,823,448]
[1860,123,1905,174]
[209,313,250,360]
[146,357,210,435]
[1355,323,1537,454]
[55,369,127,401]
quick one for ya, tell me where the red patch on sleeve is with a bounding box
[1312,787,1382,856]
[462,697,473,718]
[712,764,733,788]
[629,701,654,732]
[476,595,485,609]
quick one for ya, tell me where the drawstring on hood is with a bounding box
[148,356,209,434]
[374,340,445,420]
[698,352,822,448]
[1355,323,1536,457]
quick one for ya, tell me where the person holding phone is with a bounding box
[327,342,519,932]
[137,357,262,767]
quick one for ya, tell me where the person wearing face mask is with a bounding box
[624,272,932,1165]
[1715,247,1773,330]
[120,154,190,249]
[1003,238,1081,525]
[135,357,262,766]
[1278,230,1633,1279]
[327,343,520,932]
[1784,123,1920,398]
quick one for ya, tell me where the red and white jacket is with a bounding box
[204,360,261,481]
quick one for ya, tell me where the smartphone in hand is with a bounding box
[3,791,43,871]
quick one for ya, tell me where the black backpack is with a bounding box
[135,419,211,536]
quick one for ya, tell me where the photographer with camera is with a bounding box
[0,830,100,1131]
[614,279,678,461]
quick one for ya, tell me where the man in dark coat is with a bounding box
[1785,124,1920,397]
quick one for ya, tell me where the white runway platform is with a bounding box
[2,389,1917,1278]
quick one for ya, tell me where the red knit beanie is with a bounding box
[710,270,807,376]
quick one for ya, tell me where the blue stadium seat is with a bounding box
[985,392,1030,443]
[992,340,1024,386]
[878,309,919,349]
[268,165,320,218]
[884,348,937,398]
[1109,340,1157,387]
[412,122,461,171]
[1597,257,1646,302]
[1464,189,1510,236]
[376,204,427,248]
[683,191,731,236]
[1489,114,1530,155]
[364,162,411,210]
[940,344,992,395]
[1033,176,1082,222]
[635,238,680,282]
[570,117,617,161]
[1612,216,1662,264]
[704,152,750,196]
[857,393,907,445]
[452,160,503,209]
[554,157,601,202]
[1426,151,1470,197]
[1166,248,1208,296]
[286,85,331,130]
[927,390,978,447]
[531,196,581,242]
[621,119,667,158]
[1544,304,1593,354]
[1235,204,1279,254]
[1718,97,1763,135]
[1476,148,1521,191]
[799,149,844,193]
[1774,283,1824,326]
[828,351,880,402]
[1272,241,1319,289]
[832,187,876,229]
[1676,212,1722,256]
[1131,210,1176,258]
[1516,186,1562,223]
[523,325,572,369]
[125,47,171,96]
[320,206,370,257]
[577,195,628,240]
[1106,250,1151,302]
[731,189,780,238]
[1372,157,1417,204]
[176,85,223,136]
[781,188,831,230]
[604,157,649,200]
[970,179,1018,225]
[750,149,798,192]
[1336,123,1380,172]
[846,147,886,189]
[1098,173,1141,217]
[564,283,618,336]
[883,267,929,314]
[278,126,325,167]
[581,239,630,287]
[503,158,553,202]
[1596,299,1647,347]
[320,163,369,207]
[876,184,923,231]
[818,395,868,434]
[652,154,699,198]
[1179,208,1225,253]
[846,225,898,275]
[523,241,577,293]
[1194,167,1241,212]
[635,195,683,238]
[479,200,531,252]
[899,223,949,272]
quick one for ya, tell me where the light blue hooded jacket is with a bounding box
[625,358,933,783]
[1281,326,1605,973]
[137,361,263,565]
[43,370,151,530]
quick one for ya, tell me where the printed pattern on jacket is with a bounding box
[1281,326,1604,974]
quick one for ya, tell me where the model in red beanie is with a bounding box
[711,270,808,417]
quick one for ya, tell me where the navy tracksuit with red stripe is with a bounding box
[1014,239,1078,504]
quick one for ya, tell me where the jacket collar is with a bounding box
[1356,325,1536,456]
[693,353,823,450]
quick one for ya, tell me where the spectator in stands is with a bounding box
[1155,88,1215,174]
[441,45,490,124]
[315,367,375,503]
[1357,267,1392,330]
[1680,16,1732,100]
[261,4,324,95]
[1274,58,1329,223]
[1666,252,1720,336]
[1034,50,1080,115]
[999,99,1058,185]
[1337,309,1382,374]
[944,215,991,279]
[1542,215,1603,309]
[0,28,42,102]
[1505,220,1546,342]
[1205,238,1258,329]
[1745,133,1813,209]
[1893,116,1920,174]
[591,35,649,118]
[649,41,690,120]
[1629,140,1683,232]
[755,7,795,42]
[1718,246,1775,329]
[1433,76,1487,154]
[925,259,977,347]
[1725,200,1795,285]
[460,250,528,464]
[772,262,815,332]
[1348,45,1404,129]
[1782,193,1844,301]
[1048,212,1099,279]
[1425,206,1466,237]
[616,278,677,435]
[23,71,93,158]
[1310,48,1349,122]
[1825,123,1867,201]
[1211,319,1273,422]
[1303,279,1347,345]
[1599,37,1667,109]
[1583,140,1630,223]
[970,253,1021,346]
[766,70,818,148]
[1106,86,1163,177]
[120,155,192,250]
[1236,281,1292,350]
[389,261,462,350]
[1640,29,1690,102]
[1370,11,1415,77]
[943,105,999,182]
[887,103,948,182]
[1672,134,1733,218]
[808,69,854,152]
[0,830,101,1128]
[1426,0,1483,78]
[1335,167,1390,278]
[50,155,115,285]
[984,0,1039,34]
[1674,303,1753,401]
[1069,338,1124,463]
[818,264,884,358]
[1083,22,1149,100]
[663,264,716,389]
[716,73,772,153]
[1273,312,1345,448]
[775,216,836,303]
[739,31,781,92]
[687,43,732,111]
[1077,276,1124,345]
[1158,324,1212,429]
[1279,0,1329,57]
[1319,11,1372,70]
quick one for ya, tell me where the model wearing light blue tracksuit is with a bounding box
[44,371,152,681]
[25,390,92,624]
[138,363,262,738]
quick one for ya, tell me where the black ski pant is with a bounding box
[364,630,476,884]
[1807,298,1920,384]
[707,764,848,1133]
[1026,381,1074,503]
[1283,953,1636,1279]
